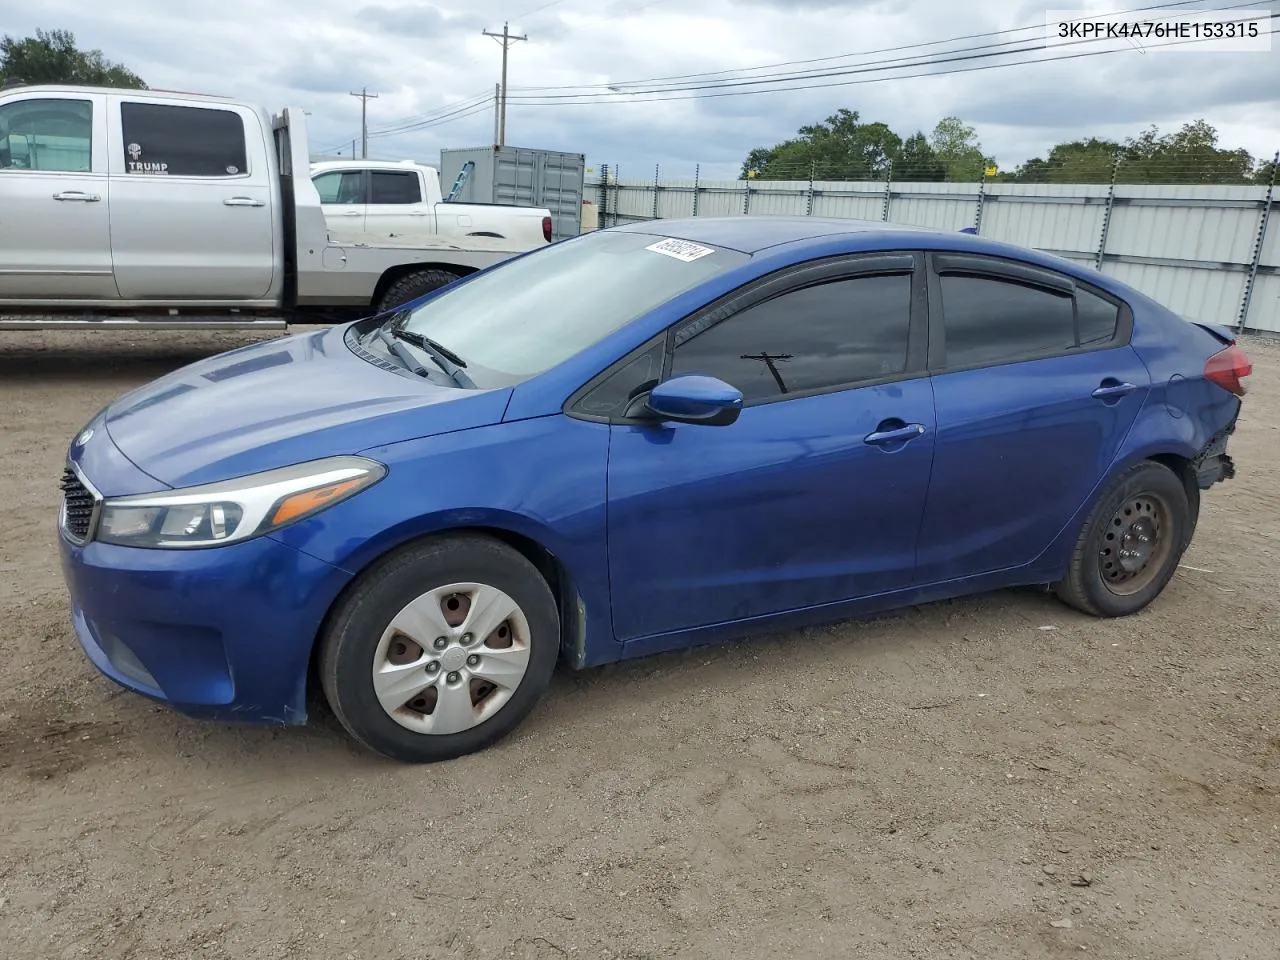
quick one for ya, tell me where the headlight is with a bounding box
[96,456,386,549]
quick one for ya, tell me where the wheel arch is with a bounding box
[1029,442,1202,583]
[371,262,476,309]
[305,514,599,709]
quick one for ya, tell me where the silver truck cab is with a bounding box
[0,85,527,328]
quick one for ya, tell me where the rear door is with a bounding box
[312,167,367,240]
[0,91,116,300]
[365,169,434,243]
[913,252,1149,584]
[107,95,276,299]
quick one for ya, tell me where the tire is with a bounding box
[1052,460,1191,618]
[376,268,462,314]
[319,533,559,763]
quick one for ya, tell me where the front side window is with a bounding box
[119,102,247,177]
[0,98,92,172]
[397,230,749,384]
[370,171,421,204]
[670,272,914,403]
[314,170,364,204]
[938,274,1076,368]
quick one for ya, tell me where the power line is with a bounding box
[506,11,1277,106]
[509,0,1244,93]
[314,89,495,154]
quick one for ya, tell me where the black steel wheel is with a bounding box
[1053,461,1190,617]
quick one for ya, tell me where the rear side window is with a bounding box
[1077,287,1121,346]
[370,171,421,204]
[0,97,93,172]
[939,275,1076,368]
[120,102,247,177]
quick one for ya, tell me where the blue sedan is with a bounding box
[57,217,1252,763]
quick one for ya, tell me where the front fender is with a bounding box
[267,414,618,665]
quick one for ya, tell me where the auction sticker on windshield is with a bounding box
[645,238,716,262]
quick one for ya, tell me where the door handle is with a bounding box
[864,422,926,446]
[1092,381,1136,401]
[223,197,266,207]
[52,191,101,202]
[342,210,361,216]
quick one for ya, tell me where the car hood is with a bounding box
[104,324,513,488]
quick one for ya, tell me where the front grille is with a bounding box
[60,468,97,541]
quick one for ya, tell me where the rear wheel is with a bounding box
[319,534,560,763]
[1053,461,1190,617]
[376,268,462,314]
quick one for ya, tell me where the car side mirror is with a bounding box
[632,374,743,427]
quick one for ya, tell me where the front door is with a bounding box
[913,254,1150,584]
[599,254,937,643]
[0,92,116,301]
[313,167,367,243]
[107,96,275,300]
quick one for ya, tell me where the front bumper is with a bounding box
[58,518,353,725]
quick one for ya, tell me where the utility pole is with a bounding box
[349,87,379,159]
[482,21,527,147]
[492,83,501,147]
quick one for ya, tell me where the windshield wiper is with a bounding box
[388,327,476,389]
[374,326,433,379]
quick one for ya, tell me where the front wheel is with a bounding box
[1053,461,1191,617]
[319,534,560,763]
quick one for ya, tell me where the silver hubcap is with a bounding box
[371,582,531,735]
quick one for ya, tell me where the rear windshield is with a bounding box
[397,230,749,384]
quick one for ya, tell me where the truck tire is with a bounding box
[376,269,462,314]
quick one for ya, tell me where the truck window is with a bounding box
[119,102,248,177]
[370,171,421,204]
[0,98,92,172]
[313,170,365,204]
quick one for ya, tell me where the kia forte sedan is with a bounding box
[57,217,1251,763]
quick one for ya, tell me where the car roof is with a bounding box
[1,83,237,103]
[608,215,1142,300]
[610,215,945,254]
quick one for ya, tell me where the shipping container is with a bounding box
[440,145,586,242]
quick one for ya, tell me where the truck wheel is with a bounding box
[318,533,560,763]
[376,269,462,314]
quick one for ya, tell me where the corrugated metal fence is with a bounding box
[588,169,1279,336]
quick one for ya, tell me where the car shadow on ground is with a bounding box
[12,585,1076,781]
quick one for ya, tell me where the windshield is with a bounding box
[396,229,750,385]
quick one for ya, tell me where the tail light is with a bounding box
[542,216,553,243]
[1204,342,1252,397]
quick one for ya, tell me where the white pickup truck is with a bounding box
[0,84,554,330]
[311,159,553,252]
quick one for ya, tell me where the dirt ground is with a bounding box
[0,327,1277,960]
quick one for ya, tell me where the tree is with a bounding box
[1002,137,1120,184]
[1120,120,1254,183]
[0,29,146,89]
[740,108,903,181]
[895,131,946,181]
[929,116,991,182]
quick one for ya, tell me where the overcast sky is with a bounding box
[2,0,1277,179]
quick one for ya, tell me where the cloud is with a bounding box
[0,0,1275,179]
